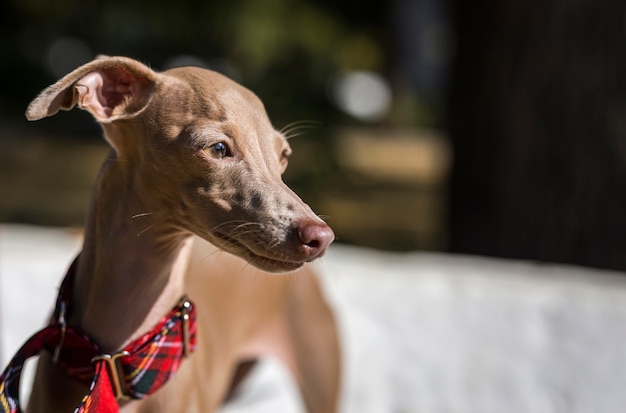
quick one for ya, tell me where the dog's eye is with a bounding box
[204,142,230,159]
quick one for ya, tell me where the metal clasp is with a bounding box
[178,296,192,358]
[91,351,130,400]
[52,300,67,364]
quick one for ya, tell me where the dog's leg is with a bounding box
[223,359,258,401]
[285,267,341,413]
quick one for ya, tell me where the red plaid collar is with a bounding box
[0,257,197,413]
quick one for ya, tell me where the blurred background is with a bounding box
[0,0,625,272]
[3,2,626,412]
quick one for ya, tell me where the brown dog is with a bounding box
[23,56,340,412]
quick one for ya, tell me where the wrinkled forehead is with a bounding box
[162,66,287,145]
[163,67,266,119]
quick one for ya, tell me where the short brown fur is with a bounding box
[25,56,340,413]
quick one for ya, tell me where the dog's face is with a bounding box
[26,57,333,273]
[138,67,333,272]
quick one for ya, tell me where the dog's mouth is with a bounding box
[212,232,304,273]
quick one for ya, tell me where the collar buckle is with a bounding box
[92,351,131,400]
[178,296,192,358]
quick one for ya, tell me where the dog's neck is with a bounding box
[71,150,191,352]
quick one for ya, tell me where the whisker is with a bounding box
[232,222,264,231]
[136,216,172,237]
[228,229,264,239]
[250,238,288,261]
[237,261,253,278]
[280,120,322,140]
[270,237,283,249]
[131,212,154,219]
[209,220,253,233]
[280,120,318,133]
[284,127,320,140]
[284,131,310,140]
[210,221,265,237]
[284,120,321,130]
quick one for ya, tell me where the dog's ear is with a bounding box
[26,56,158,122]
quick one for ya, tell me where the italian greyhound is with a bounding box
[23,56,340,412]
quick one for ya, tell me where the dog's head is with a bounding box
[26,56,334,272]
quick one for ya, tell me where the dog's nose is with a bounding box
[298,220,335,259]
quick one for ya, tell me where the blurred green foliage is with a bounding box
[0,0,452,252]
[0,0,388,131]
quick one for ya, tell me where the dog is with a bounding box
[14,56,340,412]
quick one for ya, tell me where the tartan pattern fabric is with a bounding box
[0,326,65,413]
[121,310,196,399]
[74,362,117,413]
[0,257,197,413]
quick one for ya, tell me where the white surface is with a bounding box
[0,225,82,363]
[3,224,626,413]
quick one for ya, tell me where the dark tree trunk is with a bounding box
[447,1,626,271]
